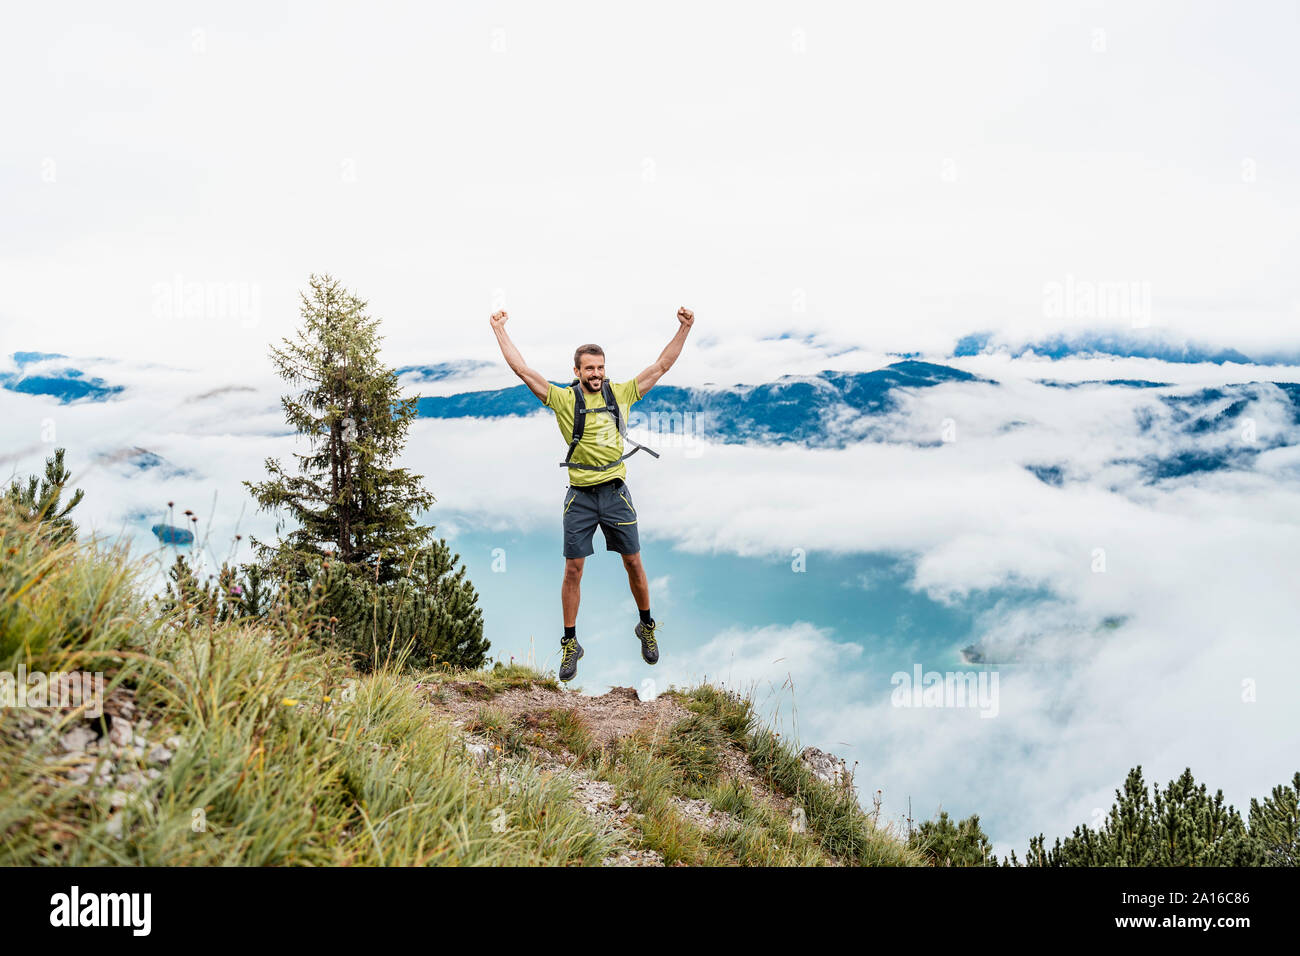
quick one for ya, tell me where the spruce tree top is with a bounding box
[244,274,435,585]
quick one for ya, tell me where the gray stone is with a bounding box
[60,726,97,752]
[108,716,132,747]
[799,746,855,790]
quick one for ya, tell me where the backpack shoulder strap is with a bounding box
[561,381,586,464]
[602,381,622,435]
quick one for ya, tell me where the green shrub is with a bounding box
[909,811,996,866]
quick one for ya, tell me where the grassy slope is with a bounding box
[0,511,919,866]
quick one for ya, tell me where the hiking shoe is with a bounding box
[634,620,659,665]
[559,637,584,682]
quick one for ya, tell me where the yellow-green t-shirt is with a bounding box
[545,378,642,486]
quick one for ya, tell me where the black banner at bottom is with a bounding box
[2,865,1287,941]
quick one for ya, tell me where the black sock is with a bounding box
[563,626,576,641]
[638,608,653,626]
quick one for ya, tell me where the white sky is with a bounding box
[3,0,1299,374]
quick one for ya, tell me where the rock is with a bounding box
[151,523,194,546]
[799,746,854,790]
[108,716,132,747]
[147,744,173,764]
[571,778,619,819]
[670,796,734,832]
[165,735,185,751]
[601,847,664,867]
[464,742,491,766]
[60,726,97,752]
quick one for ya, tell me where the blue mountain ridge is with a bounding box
[955,330,1300,366]
[1,352,123,403]
[8,351,1298,485]
[96,447,194,478]
[1037,379,1170,389]
[416,360,985,448]
[395,359,494,382]
[1028,381,1300,486]
[417,361,1300,480]
[12,352,69,366]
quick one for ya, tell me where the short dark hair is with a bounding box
[573,344,604,369]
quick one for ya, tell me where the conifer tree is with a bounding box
[1248,772,1299,866]
[909,810,997,866]
[307,544,487,671]
[5,447,83,544]
[158,554,264,625]
[244,273,435,583]
[1018,765,1268,866]
[243,273,486,669]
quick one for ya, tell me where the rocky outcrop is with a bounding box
[799,746,855,792]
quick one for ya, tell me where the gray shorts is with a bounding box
[562,477,641,559]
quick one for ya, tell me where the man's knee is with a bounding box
[564,557,585,581]
[620,551,643,570]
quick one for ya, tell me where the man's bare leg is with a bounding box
[621,551,651,612]
[562,557,585,627]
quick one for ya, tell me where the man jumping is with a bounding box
[489,306,694,681]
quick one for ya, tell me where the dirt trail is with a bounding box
[417,678,812,865]
[425,681,691,750]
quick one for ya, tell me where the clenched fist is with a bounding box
[677,306,694,328]
[490,310,509,329]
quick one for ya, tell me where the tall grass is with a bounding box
[685,685,922,866]
[0,507,610,865]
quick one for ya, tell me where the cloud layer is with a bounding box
[3,343,1297,856]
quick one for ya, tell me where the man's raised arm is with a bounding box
[490,310,549,402]
[635,306,694,397]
